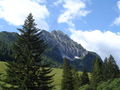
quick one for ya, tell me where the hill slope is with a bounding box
[0,31,17,44]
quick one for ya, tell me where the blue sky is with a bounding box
[0,0,120,33]
[0,0,120,66]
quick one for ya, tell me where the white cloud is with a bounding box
[117,0,120,10]
[32,0,46,3]
[57,0,90,28]
[0,0,49,30]
[70,29,120,66]
[113,16,120,25]
[53,0,63,6]
[112,0,120,26]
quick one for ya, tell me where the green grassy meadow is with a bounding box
[52,68,63,90]
[0,62,7,73]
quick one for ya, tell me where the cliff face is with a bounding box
[41,30,88,59]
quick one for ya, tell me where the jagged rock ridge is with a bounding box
[41,30,88,60]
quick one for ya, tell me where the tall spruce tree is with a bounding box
[4,13,54,90]
[91,58,103,88]
[106,55,119,79]
[61,58,74,90]
[80,68,89,86]
[103,57,108,81]
[72,69,80,90]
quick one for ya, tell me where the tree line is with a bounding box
[61,56,120,90]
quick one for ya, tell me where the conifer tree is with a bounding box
[61,58,74,90]
[106,55,119,79]
[4,13,54,90]
[103,57,108,80]
[103,55,119,81]
[91,58,103,88]
[80,68,89,86]
[72,69,80,90]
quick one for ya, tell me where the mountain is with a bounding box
[41,30,101,71]
[0,30,101,71]
[41,30,88,60]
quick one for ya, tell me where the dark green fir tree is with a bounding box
[3,13,54,90]
[106,55,119,79]
[80,68,89,86]
[103,57,108,81]
[61,58,74,90]
[72,69,80,90]
[91,58,103,88]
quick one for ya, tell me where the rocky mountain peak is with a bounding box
[51,30,70,41]
[41,30,88,60]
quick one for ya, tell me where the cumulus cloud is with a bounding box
[70,29,120,66]
[57,0,90,28]
[32,0,46,3]
[113,16,120,25]
[53,0,63,6]
[112,0,120,25]
[0,0,49,30]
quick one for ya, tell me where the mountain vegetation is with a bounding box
[0,41,13,61]
[86,55,120,90]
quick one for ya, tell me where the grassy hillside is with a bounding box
[0,62,7,73]
[52,68,63,90]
